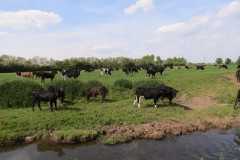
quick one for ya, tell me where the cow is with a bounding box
[61,69,80,80]
[236,70,240,83]
[101,68,111,76]
[185,66,190,70]
[16,72,33,79]
[219,64,228,69]
[146,68,157,78]
[196,65,205,70]
[123,68,131,75]
[32,88,59,111]
[133,85,178,109]
[41,71,57,83]
[234,89,240,109]
[48,86,65,107]
[32,71,45,79]
[159,85,178,106]
[155,66,165,75]
[238,65,240,69]
[133,87,165,108]
[86,85,108,103]
[84,68,94,72]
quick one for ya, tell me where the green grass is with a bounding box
[0,65,239,144]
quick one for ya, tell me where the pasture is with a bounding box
[0,65,240,144]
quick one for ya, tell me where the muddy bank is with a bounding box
[1,116,240,147]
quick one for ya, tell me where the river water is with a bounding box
[1,128,240,160]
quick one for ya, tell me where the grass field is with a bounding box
[0,65,240,144]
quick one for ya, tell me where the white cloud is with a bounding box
[218,0,240,19]
[124,0,155,15]
[156,15,211,35]
[0,10,62,30]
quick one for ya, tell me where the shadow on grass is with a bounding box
[58,101,82,111]
[145,102,192,110]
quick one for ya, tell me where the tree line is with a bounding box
[0,54,239,73]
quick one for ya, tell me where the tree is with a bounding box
[215,58,223,64]
[225,58,231,65]
[236,56,240,65]
[155,56,162,65]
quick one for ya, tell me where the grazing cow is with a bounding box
[236,70,240,83]
[86,85,108,102]
[185,66,190,70]
[123,68,131,75]
[48,86,65,107]
[196,65,205,70]
[41,71,57,83]
[32,71,45,79]
[101,68,111,76]
[159,85,178,106]
[32,88,59,111]
[16,72,33,79]
[219,64,228,69]
[133,87,165,108]
[146,68,157,78]
[234,89,240,109]
[61,69,80,80]
[238,65,240,69]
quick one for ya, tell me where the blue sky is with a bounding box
[0,0,239,63]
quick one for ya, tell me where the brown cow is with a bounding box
[16,72,33,79]
[86,85,108,103]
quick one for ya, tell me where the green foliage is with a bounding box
[215,58,223,64]
[0,80,42,109]
[236,56,240,65]
[114,79,133,91]
[44,79,85,101]
[134,79,164,89]
[225,58,231,65]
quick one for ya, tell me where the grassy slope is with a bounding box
[0,65,239,142]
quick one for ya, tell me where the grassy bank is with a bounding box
[0,65,239,145]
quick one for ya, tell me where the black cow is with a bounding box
[234,89,240,109]
[61,69,80,80]
[237,65,240,69]
[146,68,157,78]
[41,71,57,83]
[155,66,165,75]
[101,68,111,76]
[133,87,165,108]
[185,66,190,70]
[159,85,178,106]
[84,68,94,72]
[123,68,131,75]
[32,88,59,111]
[236,70,240,83]
[219,64,228,69]
[196,65,205,70]
[48,86,65,107]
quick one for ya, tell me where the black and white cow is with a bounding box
[61,69,80,80]
[101,68,111,76]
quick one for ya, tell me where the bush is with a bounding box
[0,80,42,109]
[113,79,133,91]
[44,79,85,101]
[134,79,164,89]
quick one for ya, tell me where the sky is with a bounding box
[0,0,239,63]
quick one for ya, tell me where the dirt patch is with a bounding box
[102,117,240,144]
[225,73,239,85]
[176,94,219,110]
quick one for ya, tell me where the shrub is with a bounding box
[134,79,164,89]
[113,79,133,91]
[44,79,85,101]
[0,80,42,109]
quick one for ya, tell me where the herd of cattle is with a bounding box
[14,64,240,111]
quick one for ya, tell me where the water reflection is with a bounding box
[0,129,240,160]
[37,142,65,157]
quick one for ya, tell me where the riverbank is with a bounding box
[1,113,240,147]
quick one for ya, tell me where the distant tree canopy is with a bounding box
[0,54,237,73]
[215,58,223,64]
[225,58,232,65]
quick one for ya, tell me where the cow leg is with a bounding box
[138,96,143,109]
[50,102,53,111]
[32,98,37,111]
[234,99,239,109]
[54,101,57,110]
[133,95,137,107]
[37,100,41,111]
[153,97,158,108]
